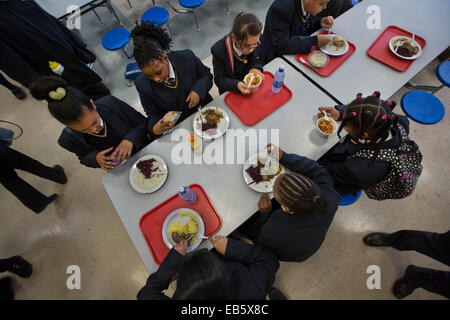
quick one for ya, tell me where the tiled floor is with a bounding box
[0,1,448,300]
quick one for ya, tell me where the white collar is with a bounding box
[301,0,309,19]
[232,40,244,57]
[93,115,104,134]
[166,59,175,83]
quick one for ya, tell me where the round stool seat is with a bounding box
[436,61,450,87]
[351,0,359,6]
[401,90,445,124]
[141,7,170,26]
[339,190,362,206]
[179,0,205,8]
[102,28,130,50]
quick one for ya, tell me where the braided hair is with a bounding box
[337,91,400,164]
[131,21,172,69]
[274,172,330,215]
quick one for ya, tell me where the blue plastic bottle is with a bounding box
[178,186,197,204]
[272,65,285,93]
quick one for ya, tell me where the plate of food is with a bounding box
[129,154,168,193]
[320,34,349,56]
[243,153,284,193]
[389,36,422,60]
[162,208,205,253]
[193,106,230,141]
[244,72,263,93]
[308,50,329,68]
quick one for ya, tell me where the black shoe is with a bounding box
[268,287,288,300]
[0,277,14,300]
[35,194,58,214]
[4,256,33,278]
[392,265,417,299]
[52,165,67,184]
[363,232,391,246]
[11,87,26,100]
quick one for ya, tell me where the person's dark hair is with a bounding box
[174,249,229,300]
[230,12,263,43]
[29,75,92,125]
[131,21,172,69]
[274,172,330,215]
[337,91,399,163]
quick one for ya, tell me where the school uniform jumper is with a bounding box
[134,50,213,140]
[260,0,322,64]
[211,36,264,95]
[318,105,411,195]
[58,95,150,168]
[137,239,279,300]
[246,152,340,262]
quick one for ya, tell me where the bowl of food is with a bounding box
[316,117,337,137]
[244,72,262,93]
[308,50,329,68]
[389,36,422,60]
[163,111,181,123]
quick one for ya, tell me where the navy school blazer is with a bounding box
[58,95,150,168]
[318,105,411,195]
[134,49,213,140]
[260,0,322,64]
[210,36,264,95]
[255,152,340,262]
[136,239,279,300]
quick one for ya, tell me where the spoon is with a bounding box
[322,109,331,121]
[299,57,319,71]
[197,106,206,124]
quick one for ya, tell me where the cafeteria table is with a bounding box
[102,58,340,274]
[283,0,450,104]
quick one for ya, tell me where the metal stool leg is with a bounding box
[193,8,200,32]
[91,7,103,23]
[226,0,229,14]
[406,81,443,93]
[152,0,156,6]
[127,0,132,8]
[105,0,123,26]
[122,43,131,59]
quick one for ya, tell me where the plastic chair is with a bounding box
[401,90,445,125]
[406,61,450,93]
[339,190,362,206]
[101,27,131,58]
[165,0,205,31]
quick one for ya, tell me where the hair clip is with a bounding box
[356,93,362,99]
[387,101,393,106]
[48,87,66,101]
[365,110,372,114]
[391,114,396,119]
[352,112,357,116]
[381,115,387,120]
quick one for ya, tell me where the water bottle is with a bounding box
[179,186,197,204]
[272,65,285,93]
[48,61,64,76]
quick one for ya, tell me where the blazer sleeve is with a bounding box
[109,96,150,151]
[269,7,318,55]
[58,129,99,168]
[137,249,185,300]
[189,50,213,100]
[135,77,165,139]
[211,46,240,94]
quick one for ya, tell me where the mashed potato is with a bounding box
[168,211,199,238]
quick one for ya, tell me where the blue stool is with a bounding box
[339,190,362,206]
[141,7,170,27]
[102,27,131,58]
[351,0,359,6]
[164,0,205,31]
[407,61,450,93]
[401,90,445,125]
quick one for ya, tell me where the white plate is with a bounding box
[388,35,422,60]
[162,208,205,253]
[193,106,230,141]
[129,154,168,193]
[243,153,284,193]
[320,34,349,56]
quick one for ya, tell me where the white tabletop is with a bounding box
[35,0,98,19]
[284,0,450,104]
[102,58,339,274]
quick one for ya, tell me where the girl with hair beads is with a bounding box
[211,12,264,95]
[132,22,213,139]
[239,144,340,262]
[30,76,150,172]
[317,91,421,198]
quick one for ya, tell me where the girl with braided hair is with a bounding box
[317,91,412,195]
[132,22,213,139]
[238,144,340,262]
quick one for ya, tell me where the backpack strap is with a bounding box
[225,35,235,73]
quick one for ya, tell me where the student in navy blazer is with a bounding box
[260,0,334,64]
[132,22,213,140]
[211,12,264,95]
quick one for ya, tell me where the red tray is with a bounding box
[139,184,222,265]
[296,31,356,77]
[224,71,292,126]
[367,25,426,72]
